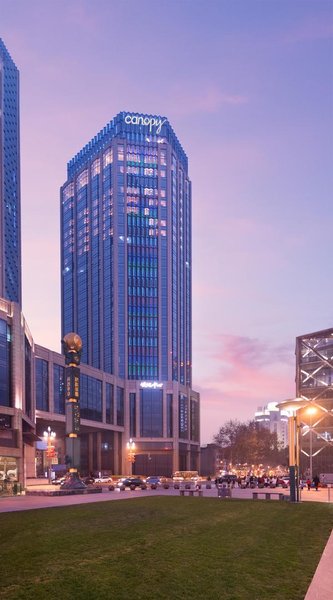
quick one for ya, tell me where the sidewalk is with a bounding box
[304,529,333,600]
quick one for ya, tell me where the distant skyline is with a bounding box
[1,0,333,443]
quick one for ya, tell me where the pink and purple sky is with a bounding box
[1,0,333,443]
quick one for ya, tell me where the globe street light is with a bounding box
[276,398,309,502]
[43,426,56,484]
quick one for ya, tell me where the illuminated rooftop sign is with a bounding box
[124,114,167,134]
[140,381,163,389]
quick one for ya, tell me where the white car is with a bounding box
[94,476,113,484]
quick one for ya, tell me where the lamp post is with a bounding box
[277,398,309,502]
[306,406,317,480]
[61,332,86,490]
[43,426,56,484]
[127,438,136,475]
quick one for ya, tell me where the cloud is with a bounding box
[282,15,333,44]
[214,334,293,369]
[167,85,248,116]
[195,334,295,442]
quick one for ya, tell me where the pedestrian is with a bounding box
[313,475,320,491]
[306,478,311,491]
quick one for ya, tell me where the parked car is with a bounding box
[94,476,113,484]
[277,477,289,488]
[146,476,162,487]
[83,476,95,485]
[51,476,66,485]
[116,477,146,489]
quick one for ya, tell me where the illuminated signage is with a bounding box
[124,114,167,134]
[65,368,80,400]
[140,381,163,389]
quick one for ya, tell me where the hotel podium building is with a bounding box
[60,112,200,476]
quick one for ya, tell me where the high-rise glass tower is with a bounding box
[61,113,199,474]
[0,39,21,306]
[61,112,192,384]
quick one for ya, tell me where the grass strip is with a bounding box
[0,497,332,600]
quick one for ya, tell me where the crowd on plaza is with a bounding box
[214,474,323,490]
[214,475,282,489]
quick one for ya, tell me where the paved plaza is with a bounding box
[0,483,332,513]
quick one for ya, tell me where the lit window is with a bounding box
[91,159,100,177]
[63,183,74,200]
[76,170,88,189]
[103,148,113,167]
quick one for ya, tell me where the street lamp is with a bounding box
[305,406,317,480]
[43,426,56,484]
[127,438,136,475]
[276,398,308,502]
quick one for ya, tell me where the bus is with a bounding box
[172,471,199,482]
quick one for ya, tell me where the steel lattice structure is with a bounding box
[296,328,333,477]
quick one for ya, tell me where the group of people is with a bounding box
[214,475,279,489]
[305,475,320,491]
[214,473,322,491]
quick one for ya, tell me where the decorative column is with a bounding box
[61,333,86,489]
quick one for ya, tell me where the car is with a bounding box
[94,476,113,484]
[51,476,66,485]
[116,477,146,489]
[146,476,162,487]
[83,476,95,485]
[277,477,289,488]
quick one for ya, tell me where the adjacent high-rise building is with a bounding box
[61,112,200,474]
[0,39,21,306]
[254,402,289,448]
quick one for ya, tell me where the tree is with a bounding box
[213,419,287,467]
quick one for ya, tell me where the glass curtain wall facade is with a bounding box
[0,39,21,306]
[61,112,191,383]
[61,112,199,475]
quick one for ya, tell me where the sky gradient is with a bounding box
[1,0,333,443]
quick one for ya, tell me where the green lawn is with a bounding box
[0,497,332,600]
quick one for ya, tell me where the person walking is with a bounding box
[306,478,311,491]
[313,475,320,491]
